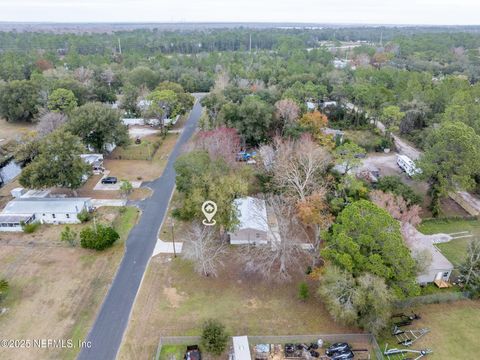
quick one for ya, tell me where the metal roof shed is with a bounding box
[232,336,252,360]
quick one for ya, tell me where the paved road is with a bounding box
[78,95,204,360]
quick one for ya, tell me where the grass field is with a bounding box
[0,118,34,142]
[105,132,179,182]
[118,254,359,360]
[380,300,480,359]
[418,218,479,265]
[0,206,139,360]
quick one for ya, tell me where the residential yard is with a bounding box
[0,118,34,143]
[0,206,139,360]
[418,218,479,265]
[104,132,179,182]
[118,253,359,360]
[380,300,480,359]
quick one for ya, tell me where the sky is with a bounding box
[0,0,479,25]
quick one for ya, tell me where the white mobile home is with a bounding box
[0,197,92,231]
[229,197,269,245]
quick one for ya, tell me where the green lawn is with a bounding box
[418,218,478,266]
[111,136,164,160]
[159,345,186,360]
[380,301,480,359]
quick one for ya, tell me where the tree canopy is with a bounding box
[19,129,89,190]
[68,102,129,153]
[322,199,419,298]
[418,121,480,197]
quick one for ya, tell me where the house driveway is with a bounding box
[93,172,142,191]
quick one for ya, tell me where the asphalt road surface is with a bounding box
[77,94,204,360]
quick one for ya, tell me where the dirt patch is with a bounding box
[128,187,152,201]
[163,287,185,308]
[119,252,357,360]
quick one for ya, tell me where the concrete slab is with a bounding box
[128,127,159,139]
[152,239,183,257]
[93,175,142,191]
[91,199,127,207]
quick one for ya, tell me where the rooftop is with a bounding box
[403,223,454,283]
[2,197,91,215]
[234,197,268,232]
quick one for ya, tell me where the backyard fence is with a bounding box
[155,333,384,360]
[394,291,472,308]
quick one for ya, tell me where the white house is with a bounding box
[403,223,454,287]
[0,197,92,232]
[229,197,269,245]
[80,154,104,173]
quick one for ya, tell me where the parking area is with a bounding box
[93,172,142,191]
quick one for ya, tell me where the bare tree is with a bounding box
[238,195,311,281]
[274,99,300,130]
[264,135,331,201]
[370,190,422,229]
[194,127,241,165]
[297,188,334,254]
[36,111,68,137]
[459,238,480,293]
[100,68,115,88]
[74,67,93,85]
[182,223,227,277]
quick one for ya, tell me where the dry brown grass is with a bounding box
[118,253,358,360]
[0,207,139,360]
[0,118,34,142]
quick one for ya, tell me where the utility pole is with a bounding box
[118,38,122,55]
[249,33,252,53]
[171,218,176,258]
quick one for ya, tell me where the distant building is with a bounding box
[320,101,337,109]
[0,197,92,232]
[333,59,348,69]
[229,197,269,245]
[306,101,316,111]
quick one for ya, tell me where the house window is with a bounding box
[52,214,56,219]
[256,233,260,238]
[66,214,70,218]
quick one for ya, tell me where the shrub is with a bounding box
[201,319,229,356]
[0,278,9,301]
[21,221,40,233]
[80,225,119,250]
[77,209,92,223]
[61,226,78,247]
[298,281,309,301]
[120,180,133,198]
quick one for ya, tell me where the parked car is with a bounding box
[101,176,118,184]
[185,345,201,360]
[325,343,351,356]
